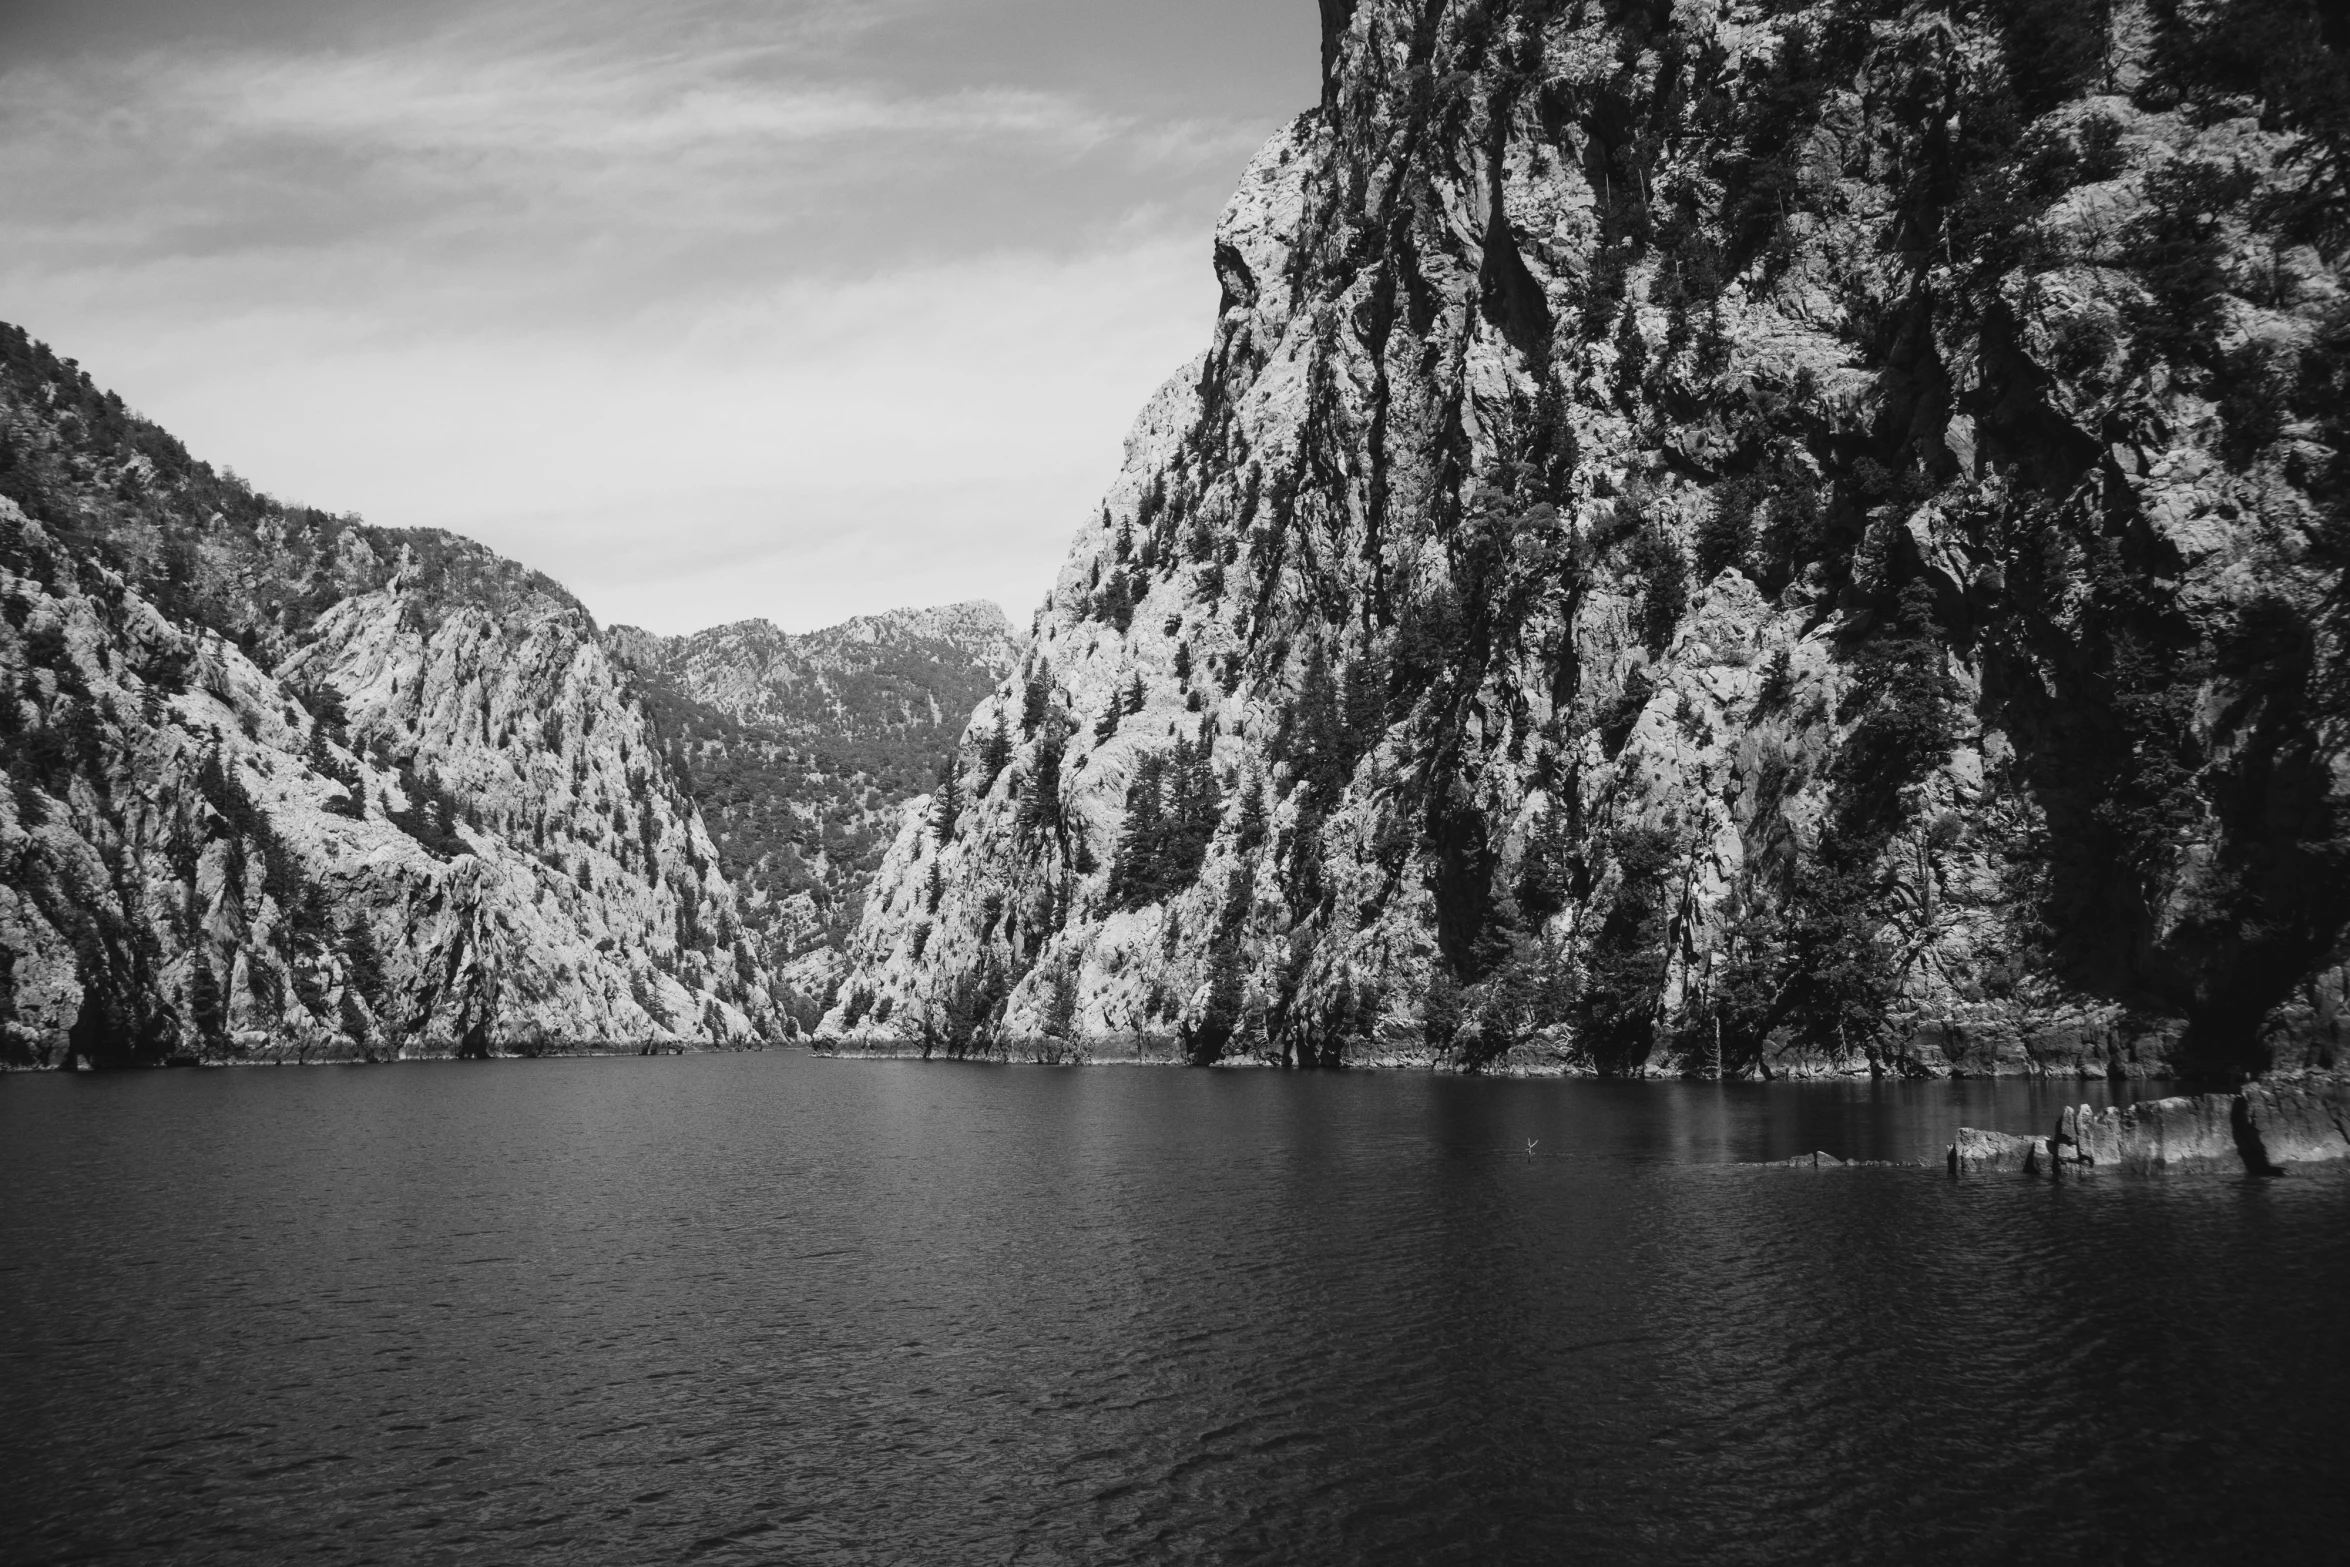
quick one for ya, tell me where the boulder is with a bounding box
[2234,1079,2350,1172]
[2052,1096,2240,1173]
[1948,1128,2048,1173]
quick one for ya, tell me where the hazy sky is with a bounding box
[0,0,1318,633]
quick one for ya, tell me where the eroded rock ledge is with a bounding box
[1948,1075,2350,1176]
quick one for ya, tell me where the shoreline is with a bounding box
[4,1037,2192,1085]
[1949,1072,2350,1175]
[807,1036,2191,1083]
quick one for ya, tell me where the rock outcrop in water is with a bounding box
[824,0,2350,1080]
[1949,1070,2350,1171]
[0,325,797,1065]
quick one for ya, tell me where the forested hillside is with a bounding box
[612,608,1015,1016]
[0,323,779,1064]
[825,0,2350,1080]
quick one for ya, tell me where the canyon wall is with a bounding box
[826,0,2350,1079]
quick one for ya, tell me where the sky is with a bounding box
[0,0,1319,634]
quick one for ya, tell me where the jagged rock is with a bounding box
[2052,1097,2243,1173]
[1948,1128,2049,1174]
[614,605,1016,736]
[1,327,780,1064]
[611,605,1016,1022]
[825,0,2350,1075]
[1963,1073,2350,1176]
[2235,1077,2350,1170]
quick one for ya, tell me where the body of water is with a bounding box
[3,1056,2344,1565]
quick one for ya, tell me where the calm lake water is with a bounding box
[3,1055,2345,1566]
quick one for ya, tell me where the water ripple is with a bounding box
[2,1058,2344,1566]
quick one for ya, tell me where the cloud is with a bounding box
[0,0,1298,634]
[16,239,1217,633]
[0,18,1262,277]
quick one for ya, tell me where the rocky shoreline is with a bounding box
[811,1032,2203,1081]
[1948,1074,2350,1176]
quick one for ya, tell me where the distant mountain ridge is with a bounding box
[0,318,1004,1065]
[613,603,1015,740]
[610,604,1018,1023]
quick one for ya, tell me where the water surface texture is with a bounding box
[4,1057,2345,1565]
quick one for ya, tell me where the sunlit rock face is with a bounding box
[826,0,2350,1078]
[1,329,778,1066]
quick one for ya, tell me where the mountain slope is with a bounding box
[611,606,1016,1018]
[824,0,2350,1079]
[0,324,780,1066]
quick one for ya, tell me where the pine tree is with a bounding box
[1124,673,1146,715]
[1235,771,1268,853]
[1341,654,1386,759]
[979,713,1013,792]
[1527,379,1579,501]
[1021,657,1053,733]
[189,953,224,1042]
[1094,688,1122,742]
[1696,477,1759,582]
[1515,802,1578,921]
[1107,753,1168,906]
[1828,580,1961,848]
[1613,307,1651,396]
[1188,941,1248,1065]
[1631,526,1688,655]
[1019,717,1068,840]
[930,756,962,842]
[1281,645,1350,808]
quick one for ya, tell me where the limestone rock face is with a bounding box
[827,0,2350,1077]
[615,605,1016,738]
[1,327,778,1065]
[2236,1076,2350,1168]
[1948,1128,2049,1173]
[2052,1096,2242,1172]
[611,605,1017,1025]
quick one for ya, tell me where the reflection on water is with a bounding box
[2,1057,2340,1566]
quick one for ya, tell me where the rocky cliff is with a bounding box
[611,606,1016,1019]
[0,324,781,1065]
[824,0,2350,1079]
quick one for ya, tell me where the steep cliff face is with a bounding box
[827,0,2350,1079]
[1,325,779,1066]
[612,606,1016,1019]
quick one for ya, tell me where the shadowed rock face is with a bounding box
[826,0,2350,1078]
[2237,1078,2350,1168]
[1,325,782,1065]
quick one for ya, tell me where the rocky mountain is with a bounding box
[0,322,783,1066]
[823,0,2350,1080]
[610,606,1016,1017]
